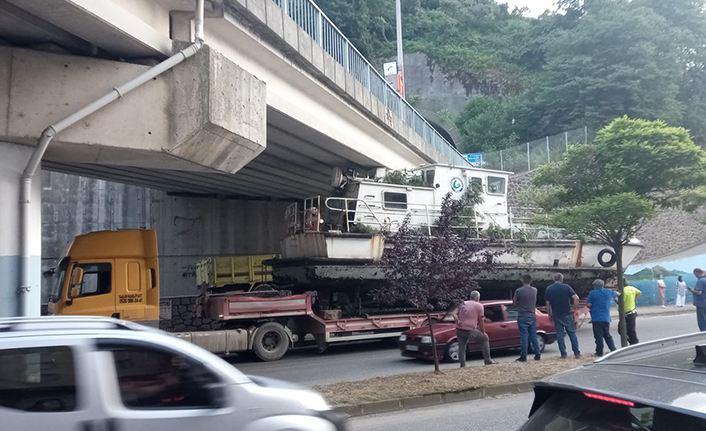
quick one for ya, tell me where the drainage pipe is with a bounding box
[18,0,205,316]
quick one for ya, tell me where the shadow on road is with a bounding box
[226,339,398,364]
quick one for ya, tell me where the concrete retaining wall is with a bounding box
[41,171,289,299]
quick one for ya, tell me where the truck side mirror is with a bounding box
[69,267,84,296]
[70,286,80,298]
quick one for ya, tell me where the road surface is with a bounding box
[351,393,534,431]
[231,312,697,386]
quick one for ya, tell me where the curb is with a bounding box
[610,308,695,319]
[334,381,534,417]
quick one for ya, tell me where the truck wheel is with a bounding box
[252,283,275,292]
[252,322,289,361]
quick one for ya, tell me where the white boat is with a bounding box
[273,164,643,296]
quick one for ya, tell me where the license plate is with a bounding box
[405,345,419,351]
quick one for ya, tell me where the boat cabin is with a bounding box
[326,164,512,233]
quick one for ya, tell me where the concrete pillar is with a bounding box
[0,142,41,317]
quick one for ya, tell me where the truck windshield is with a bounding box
[48,257,69,303]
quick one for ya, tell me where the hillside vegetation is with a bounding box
[316,0,706,153]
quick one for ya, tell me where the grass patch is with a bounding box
[315,356,593,406]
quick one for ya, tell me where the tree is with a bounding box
[532,1,684,136]
[372,193,503,372]
[527,117,706,346]
[456,96,519,152]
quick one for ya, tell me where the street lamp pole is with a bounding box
[396,0,406,98]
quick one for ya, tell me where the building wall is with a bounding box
[41,171,290,299]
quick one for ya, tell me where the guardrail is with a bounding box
[270,0,468,166]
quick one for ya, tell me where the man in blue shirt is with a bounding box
[688,268,706,331]
[586,279,618,357]
[545,273,581,358]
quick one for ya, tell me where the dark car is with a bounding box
[518,332,706,430]
[399,300,556,362]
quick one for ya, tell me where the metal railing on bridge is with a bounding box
[270,0,468,166]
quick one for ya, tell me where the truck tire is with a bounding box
[252,322,289,362]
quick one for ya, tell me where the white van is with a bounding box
[0,316,345,431]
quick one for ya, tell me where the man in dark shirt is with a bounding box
[689,268,706,331]
[513,274,541,362]
[545,273,581,359]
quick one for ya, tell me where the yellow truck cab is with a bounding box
[47,229,160,326]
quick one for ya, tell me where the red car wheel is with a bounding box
[445,340,460,362]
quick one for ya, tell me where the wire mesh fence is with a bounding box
[481,127,593,173]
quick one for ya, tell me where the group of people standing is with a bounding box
[512,273,624,360]
[658,273,697,308]
[453,268,706,367]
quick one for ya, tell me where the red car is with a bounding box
[399,300,557,362]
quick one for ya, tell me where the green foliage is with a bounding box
[480,224,512,241]
[436,109,455,125]
[407,94,421,106]
[532,117,706,210]
[455,96,520,152]
[316,0,706,152]
[526,117,706,346]
[383,170,425,186]
[348,223,382,235]
[536,193,655,245]
[530,1,685,135]
[316,0,531,91]
[448,183,485,233]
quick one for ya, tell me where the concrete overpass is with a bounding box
[0,0,467,316]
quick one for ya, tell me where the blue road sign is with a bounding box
[464,153,483,166]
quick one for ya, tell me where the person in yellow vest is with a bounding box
[617,279,642,345]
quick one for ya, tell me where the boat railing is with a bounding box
[324,197,483,236]
[286,196,563,240]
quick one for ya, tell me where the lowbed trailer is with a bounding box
[47,229,446,362]
[176,290,447,361]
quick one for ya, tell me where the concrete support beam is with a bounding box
[0,45,266,175]
[0,142,41,317]
[6,0,173,57]
[265,0,284,38]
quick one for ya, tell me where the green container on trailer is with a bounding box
[196,254,278,291]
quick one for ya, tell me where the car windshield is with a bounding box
[519,391,704,431]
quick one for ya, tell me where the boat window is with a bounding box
[423,170,435,187]
[383,192,408,210]
[487,176,506,195]
[470,177,483,193]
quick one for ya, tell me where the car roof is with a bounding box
[480,300,511,306]
[537,332,706,417]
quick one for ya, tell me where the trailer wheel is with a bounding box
[252,322,289,361]
[252,283,275,292]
